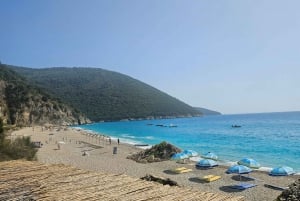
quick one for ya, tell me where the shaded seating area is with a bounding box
[226,164,258,190]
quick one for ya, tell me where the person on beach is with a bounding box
[109,138,111,144]
[117,138,120,145]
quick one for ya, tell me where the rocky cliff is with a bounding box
[0,65,90,126]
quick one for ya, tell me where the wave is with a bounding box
[121,134,137,139]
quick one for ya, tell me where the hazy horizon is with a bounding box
[1,0,300,114]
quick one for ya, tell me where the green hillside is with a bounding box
[194,107,221,115]
[0,64,90,126]
[10,66,202,121]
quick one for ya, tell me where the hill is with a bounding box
[194,107,221,115]
[0,64,90,126]
[10,66,202,121]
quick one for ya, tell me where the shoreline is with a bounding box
[11,125,300,201]
[74,126,300,175]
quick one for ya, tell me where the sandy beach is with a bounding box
[12,126,299,201]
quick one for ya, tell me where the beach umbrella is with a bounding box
[226,165,252,174]
[196,159,218,168]
[269,166,295,176]
[226,165,252,182]
[238,158,260,169]
[182,150,198,157]
[202,152,218,160]
[171,153,189,160]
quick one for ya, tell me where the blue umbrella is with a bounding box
[171,153,189,160]
[202,152,218,160]
[196,159,218,168]
[238,158,260,169]
[269,166,295,176]
[226,165,252,182]
[226,165,252,174]
[182,150,198,157]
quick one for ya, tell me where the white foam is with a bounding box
[136,145,153,150]
[72,127,82,130]
[189,156,202,162]
[121,134,136,139]
[257,166,272,172]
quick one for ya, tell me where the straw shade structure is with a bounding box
[0,160,245,201]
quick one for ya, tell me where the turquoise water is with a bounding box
[77,112,300,172]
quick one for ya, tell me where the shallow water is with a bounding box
[77,111,300,172]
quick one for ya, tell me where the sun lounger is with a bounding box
[230,183,257,190]
[200,175,221,182]
[178,169,193,173]
[264,184,289,191]
[172,167,193,174]
[174,167,187,171]
[241,175,263,182]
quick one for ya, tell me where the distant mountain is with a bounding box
[0,64,90,126]
[10,66,202,121]
[194,107,221,115]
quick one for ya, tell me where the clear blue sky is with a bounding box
[1,0,300,114]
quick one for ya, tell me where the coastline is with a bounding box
[76,112,300,173]
[75,126,300,175]
[11,125,300,201]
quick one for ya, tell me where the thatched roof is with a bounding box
[0,160,245,201]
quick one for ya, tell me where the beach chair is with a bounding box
[230,183,257,190]
[178,168,192,173]
[200,175,221,182]
[241,175,264,182]
[264,184,289,191]
[172,167,192,174]
[174,167,187,171]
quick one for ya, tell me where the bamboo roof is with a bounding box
[0,160,245,201]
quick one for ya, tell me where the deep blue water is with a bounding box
[77,112,300,172]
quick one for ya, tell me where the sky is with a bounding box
[1,0,300,114]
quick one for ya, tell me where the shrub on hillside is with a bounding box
[0,118,37,161]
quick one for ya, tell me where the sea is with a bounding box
[76,111,300,172]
